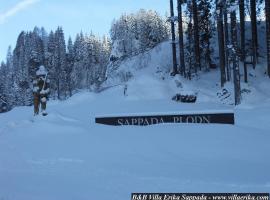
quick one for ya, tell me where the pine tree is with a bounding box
[4,47,16,108]
[13,31,31,106]
[72,32,85,89]
[110,10,169,61]
[28,30,45,79]
[238,0,248,82]
[177,0,186,76]
[46,31,57,98]
[0,62,6,102]
[185,1,195,79]
[230,0,241,105]
[54,27,67,99]
[0,60,12,109]
[266,0,270,77]
[216,0,226,87]
[66,37,75,97]
[198,0,214,69]
[169,0,178,75]
[223,3,231,81]
[85,33,96,89]
[11,28,47,106]
[239,0,245,62]
[100,35,111,81]
[1,25,113,108]
[192,0,201,71]
[250,0,258,66]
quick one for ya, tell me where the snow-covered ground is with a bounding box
[1,41,270,199]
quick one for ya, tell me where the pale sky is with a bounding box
[0,0,169,62]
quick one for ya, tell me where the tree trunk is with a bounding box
[170,0,178,75]
[239,0,247,82]
[206,34,211,68]
[231,8,241,105]
[217,3,226,87]
[266,0,270,77]
[239,0,245,62]
[192,0,201,72]
[177,0,186,77]
[57,78,60,100]
[224,4,231,81]
[250,0,258,66]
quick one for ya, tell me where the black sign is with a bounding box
[95,113,235,126]
[131,193,269,200]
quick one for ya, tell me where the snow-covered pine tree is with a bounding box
[66,37,75,97]
[0,62,5,97]
[93,37,104,89]
[110,14,134,58]
[74,32,88,89]
[100,35,111,81]
[46,31,57,98]
[40,27,49,54]
[85,33,96,89]
[28,29,45,80]
[137,10,168,51]
[1,25,111,107]
[12,32,29,106]
[12,29,46,105]
[54,27,67,99]
[13,32,25,81]
[3,47,16,108]
[110,10,169,62]
[0,55,15,110]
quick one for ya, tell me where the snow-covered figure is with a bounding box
[33,65,50,116]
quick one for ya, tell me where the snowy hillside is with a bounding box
[1,39,270,199]
[106,39,270,105]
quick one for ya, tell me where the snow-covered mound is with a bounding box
[1,40,270,199]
